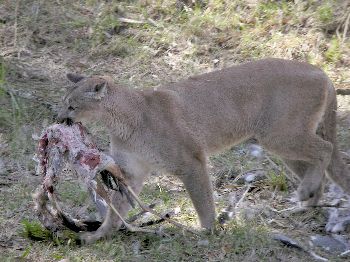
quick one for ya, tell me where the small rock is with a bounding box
[244,173,256,183]
[248,144,263,158]
[310,235,349,254]
[197,239,209,247]
[213,59,220,67]
[241,170,266,184]
[132,240,141,255]
[174,206,181,215]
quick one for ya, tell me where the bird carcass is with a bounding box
[32,123,192,240]
[32,123,130,233]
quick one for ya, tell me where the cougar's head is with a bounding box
[57,73,109,125]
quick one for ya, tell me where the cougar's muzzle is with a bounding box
[57,115,74,126]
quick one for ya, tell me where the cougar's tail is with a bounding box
[323,86,350,194]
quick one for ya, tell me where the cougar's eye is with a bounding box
[68,106,75,111]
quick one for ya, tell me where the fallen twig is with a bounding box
[340,249,350,257]
[127,203,157,223]
[234,185,251,210]
[118,17,145,24]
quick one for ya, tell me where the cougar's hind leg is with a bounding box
[322,96,350,195]
[259,133,332,204]
[282,159,325,206]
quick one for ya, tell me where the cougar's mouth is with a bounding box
[57,117,74,126]
[65,118,74,126]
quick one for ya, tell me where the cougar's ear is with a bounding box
[93,81,108,100]
[67,73,85,83]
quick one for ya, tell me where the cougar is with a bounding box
[57,58,350,242]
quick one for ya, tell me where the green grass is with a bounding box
[0,61,54,170]
[266,171,288,192]
[325,36,342,63]
[21,220,53,242]
[19,219,288,261]
[317,2,334,24]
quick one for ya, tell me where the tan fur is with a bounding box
[58,58,350,242]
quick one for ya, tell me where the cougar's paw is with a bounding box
[297,187,315,202]
[78,232,94,245]
[297,185,316,201]
[78,231,108,245]
[297,183,321,203]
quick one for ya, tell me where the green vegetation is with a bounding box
[267,171,288,192]
[325,36,342,63]
[21,220,53,242]
[20,218,291,261]
[317,2,334,24]
[21,219,80,247]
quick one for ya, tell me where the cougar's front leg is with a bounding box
[176,158,216,230]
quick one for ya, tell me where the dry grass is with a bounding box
[1,0,350,261]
